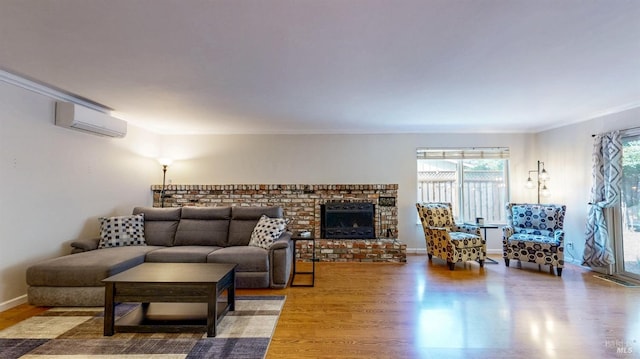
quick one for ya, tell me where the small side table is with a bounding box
[291,236,317,287]
[466,223,500,264]
[477,224,499,264]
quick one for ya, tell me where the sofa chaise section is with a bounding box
[26,245,160,306]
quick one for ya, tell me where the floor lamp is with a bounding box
[526,160,550,204]
[158,158,173,207]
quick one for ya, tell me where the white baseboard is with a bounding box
[406,248,427,254]
[564,258,581,266]
[0,294,27,312]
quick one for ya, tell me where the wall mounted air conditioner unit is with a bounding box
[55,101,127,138]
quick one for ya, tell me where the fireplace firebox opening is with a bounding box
[321,201,375,239]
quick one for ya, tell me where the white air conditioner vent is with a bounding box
[55,101,127,138]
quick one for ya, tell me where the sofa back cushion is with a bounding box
[507,203,566,237]
[228,206,284,246]
[417,202,454,230]
[132,207,181,246]
[174,207,231,246]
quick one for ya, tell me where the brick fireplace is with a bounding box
[151,184,406,263]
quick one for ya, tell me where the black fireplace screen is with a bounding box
[321,202,375,239]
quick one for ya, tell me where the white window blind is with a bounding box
[416,147,510,160]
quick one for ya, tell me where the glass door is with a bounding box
[619,135,640,279]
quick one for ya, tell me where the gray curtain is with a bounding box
[582,131,622,267]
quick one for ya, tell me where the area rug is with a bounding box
[594,274,640,288]
[0,295,285,359]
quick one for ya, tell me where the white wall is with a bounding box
[0,82,161,310]
[536,107,640,265]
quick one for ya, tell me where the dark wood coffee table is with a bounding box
[102,262,236,337]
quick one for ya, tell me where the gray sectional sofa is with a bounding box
[26,206,292,307]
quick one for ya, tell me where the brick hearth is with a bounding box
[150,184,406,263]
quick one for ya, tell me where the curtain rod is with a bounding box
[592,126,640,137]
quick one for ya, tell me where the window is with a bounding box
[417,148,510,223]
[618,131,640,279]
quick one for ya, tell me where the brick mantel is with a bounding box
[151,184,405,263]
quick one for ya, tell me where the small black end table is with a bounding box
[291,236,316,287]
[466,223,500,264]
[478,224,499,264]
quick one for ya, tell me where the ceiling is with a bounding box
[1,0,639,135]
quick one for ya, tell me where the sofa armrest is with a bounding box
[554,229,565,246]
[70,237,100,253]
[454,223,481,236]
[425,226,455,250]
[502,225,514,236]
[269,231,291,251]
[268,231,292,288]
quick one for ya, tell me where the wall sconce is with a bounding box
[526,160,550,203]
[158,158,173,208]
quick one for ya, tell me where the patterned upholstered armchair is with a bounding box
[416,202,486,270]
[502,203,566,276]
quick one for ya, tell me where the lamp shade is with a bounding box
[525,177,535,189]
[541,185,551,197]
[539,168,549,181]
[158,158,173,167]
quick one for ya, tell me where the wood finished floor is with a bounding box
[3,254,640,358]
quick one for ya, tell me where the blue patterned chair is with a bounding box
[416,202,486,270]
[502,203,566,276]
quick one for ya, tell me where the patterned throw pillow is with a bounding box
[248,215,287,249]
[98,214,146,249]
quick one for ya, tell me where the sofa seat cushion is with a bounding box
[27,246,161,287]
[508,233,560,246]
[145,246,221,263]
[449,232,484,248]
[207,246,269,272]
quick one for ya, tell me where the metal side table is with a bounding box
[465,223,500,264]
[478,224,499,264]
[291,235,317,287]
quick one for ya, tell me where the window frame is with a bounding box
[417,147,510,224]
